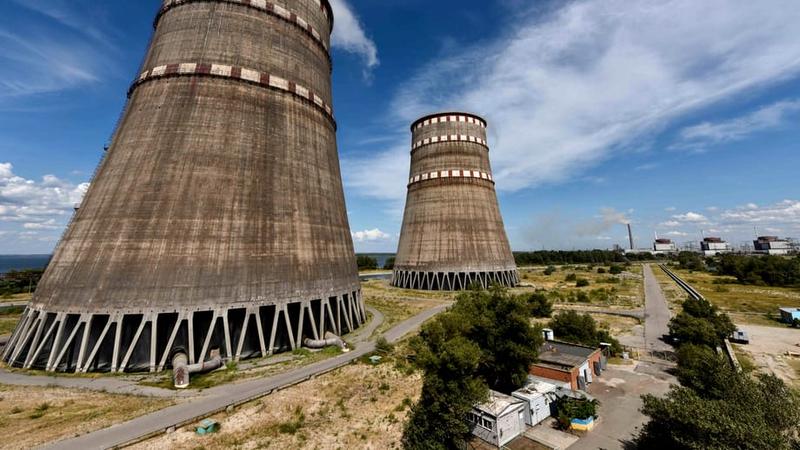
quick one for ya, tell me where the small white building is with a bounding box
[469,390,526,448]
[754,236,792,255]
[701,237,731,256]
[512,379,557,426]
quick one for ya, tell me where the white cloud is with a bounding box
[348,0,800,198]
[719,200,800,225]
[675,99,800,151]
[0,162,88,238]
[351,228,390,242]
[330,0,379,75]
[664,231,689,237]
[660,220,681,227]
[672,212,708,223]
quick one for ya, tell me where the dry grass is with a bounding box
[518,264,644,309]
[362,280,454,335]
[0,385,171,449]
[0,313,22,336]
[670,268,800,322]
[133,362,421,450]
[650,267,690,311]
[0,293,31,304]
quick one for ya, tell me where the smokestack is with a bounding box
[628,224,635,250]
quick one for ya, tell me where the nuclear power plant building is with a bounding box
[392,113,519,291]
[3,0,366,373]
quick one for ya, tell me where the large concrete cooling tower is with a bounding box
[3,0,366,373]
[391,113,519,291]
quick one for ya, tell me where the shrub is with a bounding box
[576,278,590,288]
[609,265,623,275]
[356,255,378,270]
[543,266,557,276]
[524,292,554,317]
[375,336,394,354]
[597,267,607,274]
[565,273,578,282]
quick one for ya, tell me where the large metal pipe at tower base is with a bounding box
[172,349,223,389]
[2,0,366,374]
[391,113,519,291]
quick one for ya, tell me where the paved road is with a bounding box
[43,303,450,450]
[643,265,672,353]
[569,365,675,450]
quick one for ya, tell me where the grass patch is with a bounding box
[517,264,644,309]
[0,314,22,336]
[731,345,757,373]
[671,268,800,318]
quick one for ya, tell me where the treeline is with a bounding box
[514,250,656,266]
[0,269,44,297]
[356,255,394,270]
[716,254,800,287]
[634,296,800,449]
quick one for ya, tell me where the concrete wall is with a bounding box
[3,0,364,373]
[392,113,517,290]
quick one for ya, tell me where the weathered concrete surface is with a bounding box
[4,0,362,373]
[393,113,518,290]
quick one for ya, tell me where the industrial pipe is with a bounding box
[303,332,349,352]
[172,349,223,389]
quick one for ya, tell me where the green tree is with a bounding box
[575,278,590,287]
[522,292,553,318]
[356,255,378,270]
[635,369,800,450]
[674,344,733,397]
[403,288,542,448]
[677,252,705,271]
[609,265,623,275]
[382,256,396,270]
[668,298,735,348]
[548,310,622,354]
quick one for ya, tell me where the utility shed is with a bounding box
[512,379,557,426]
[469,390,526,447]
[530,341,602,391]
[779,307,800,323]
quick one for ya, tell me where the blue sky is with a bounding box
[1,0,799,255]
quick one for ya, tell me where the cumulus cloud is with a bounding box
[351,228,390,242]
[719,200,800,226]
[675,99,800,151]
[330,0,379,76]
[348,0,800,199]
[672,212,708,223]
[0,162,88,242]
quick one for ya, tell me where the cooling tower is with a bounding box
[391,113,519,291]
[3,0,366,373]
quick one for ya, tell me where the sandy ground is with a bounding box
[735,324,800,386]
[0,385,170,450]
[132,362,421,450]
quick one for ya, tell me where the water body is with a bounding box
[0,255,51,275]
[357,253,395,269]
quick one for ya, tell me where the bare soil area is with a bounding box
[0,385,170,449]
[734,324,800,386]
[133,362,422,450]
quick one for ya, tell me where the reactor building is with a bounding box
[391,113,519,291]
[3,0,365,373]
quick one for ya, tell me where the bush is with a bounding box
[597,267,607,274]
[609,265,623,275]
[565,273,578,282]
[375,336,394,354]
[669,297,736,348]
[543,266,557,276]
[575,278,590,287]
[523,292,554,317]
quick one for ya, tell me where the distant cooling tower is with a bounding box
[391,113,519,290]
[3,0,365,373]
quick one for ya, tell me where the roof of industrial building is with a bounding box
[780,307,800,313]
[474,390,525,417]
[512,379,557,401]
[536,341,599,369]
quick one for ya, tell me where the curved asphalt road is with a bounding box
[41,303,450,450]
